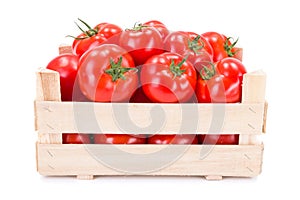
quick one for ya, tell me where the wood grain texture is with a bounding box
[36,68,61,101]
[239,71,267,145]
[59,44,72,54]
[36,68,62,143]
[37,144,264,178]
[35,101,265,134]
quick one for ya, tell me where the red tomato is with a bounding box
[94,22,123,44]
[119,23,164,66]
[196,74,241,103]
[186,32,213,56]
[143,20,170,40]
[78,44,138,102]
[147,134,198,144]
[163,31,213,72]
[216,57,246,84]
[196,57,246,103]
[46,54,86,101]
[198,134,239,145]
[93,134,146,144]
[141,52,197,103]
[70,19,122,58]
[201,32,239,62]
[72,34,107,58]
[63,133,91,144]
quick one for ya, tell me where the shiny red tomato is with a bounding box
[93,134,146,144]
[143,20,170,40]
[186,32,213,56]
[78,44,138,102]
[196,57,246,103]
[119,23,164,66]
[163,31,213,72]
[46,54,86,101]
[71,19,122,58]
[94,22,123,44]
[216,57,246,84]
[196,74,241,103]
[72,34,107,58]
[141,52,197,103]
[70,19,107,57]
[201,32,238,62]
[198,134,239,145]
[147,134,198,144]
[63,133,91,144]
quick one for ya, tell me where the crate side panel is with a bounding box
[35,102,265,134]
[37,144,263,177]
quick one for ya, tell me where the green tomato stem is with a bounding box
[170,57,187,79]
[224,37,239,57]
[199,63,216,80]
[105,57,138,82]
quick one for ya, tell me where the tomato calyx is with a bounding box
[105,57,137,82]
[224,37,239,57]
[67,18,99,40]
[199,62,216,80]
[170,57,187,78]
[187,35,204,54]
[126,22,149,31]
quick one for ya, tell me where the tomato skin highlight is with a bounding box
[196,75,241,103]
[147,134,198,144]
[216,57,246,83]
[46,54,86,101]
[78,44,138,102]
[201,31,229,62]
[119,25,164,66]
[141,52,197,103]
[93,134,146,144]
[94,23,123,44]
[63,133,91,144]
[164,31,213,73]
[72,34,107,58]
[196,57,246,103]
[198,134,239,145]
[143,20,170,40]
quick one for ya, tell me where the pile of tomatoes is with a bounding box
[46,19,247,145]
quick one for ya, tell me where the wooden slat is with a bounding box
[242,70,266,103]
[59,44,72,54]
[35,101,265,134]
[36,68,61,101]
[37,144,263,178]
[240,71,266,144]
[263,101,268,133]
[36,68,62,144]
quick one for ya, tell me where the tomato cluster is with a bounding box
[46,19,247,145]
[62,134,238,145]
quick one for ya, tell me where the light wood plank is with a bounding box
[77,175,94,180]
[36,68,62,144]
[59,44,72,54]
[37,144,264,178]
[240,71,266,144]
[205,175,223,180]
[263,101,268,133]
[36,68,61,101]
[35,101,265,134]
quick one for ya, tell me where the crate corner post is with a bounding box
[240,70,266,145]
[35,68,62,144]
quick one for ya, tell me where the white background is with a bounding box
[0,0,299,199]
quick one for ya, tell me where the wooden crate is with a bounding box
[34,47,267,180]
